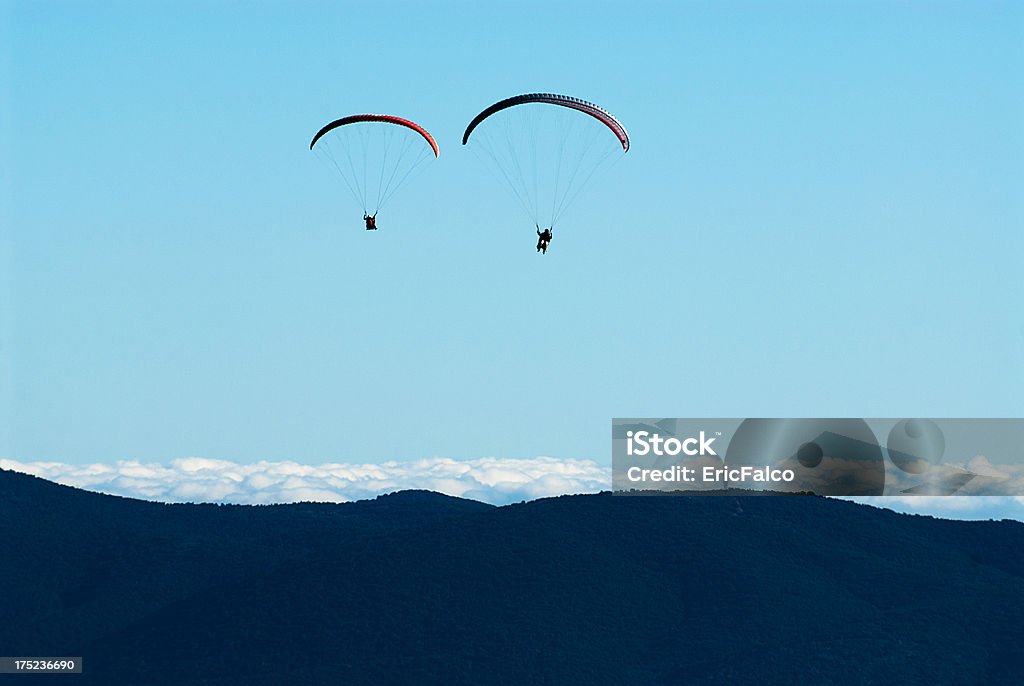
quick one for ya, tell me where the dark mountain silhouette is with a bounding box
[1,468,1022,685]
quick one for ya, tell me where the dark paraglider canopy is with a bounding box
[462,93,629,152]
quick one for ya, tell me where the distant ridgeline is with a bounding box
[2,468,1023,685]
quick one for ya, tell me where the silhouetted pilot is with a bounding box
[536,225,553,254]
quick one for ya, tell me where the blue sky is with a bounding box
[2,0,1022,491]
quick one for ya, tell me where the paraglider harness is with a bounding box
[536,225,553,254]
[364,212,377,231]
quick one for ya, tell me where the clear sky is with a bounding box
[2,1,1022,470]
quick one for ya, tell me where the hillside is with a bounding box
[1,469,1021,685]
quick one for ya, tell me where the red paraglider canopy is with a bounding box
[310,114,439,157]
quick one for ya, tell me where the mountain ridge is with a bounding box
[1,468,1022,685]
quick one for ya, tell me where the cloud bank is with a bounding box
[0,456,610,506]
[2,456,1023,519]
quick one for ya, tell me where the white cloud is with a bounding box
[847,495,1024,521]
[0,456,610,506]
[3,456,1023,520]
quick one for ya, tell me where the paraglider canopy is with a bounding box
[462,93,629,152]
[311,114,439,157]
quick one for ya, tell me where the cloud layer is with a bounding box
[0,456,611,506]
[3,456,1023,519]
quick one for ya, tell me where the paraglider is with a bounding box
[310,114,439,230]
[536,225,553,254]
[463,93,629,250]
